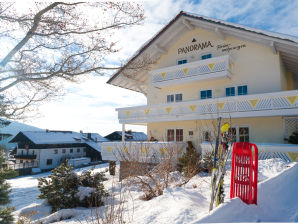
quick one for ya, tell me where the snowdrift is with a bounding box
[196,163,298,223]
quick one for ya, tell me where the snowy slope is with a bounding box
[9,159,297,223]
[197,162,298,222]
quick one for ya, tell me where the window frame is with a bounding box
[225,87,236,97]
[237,85,248,96]
[46,159,53,165]
[200,89,212,99]
[201,53,212,60]
[177,59,188,65]
[167,93,183,103]
[166,128,184,142]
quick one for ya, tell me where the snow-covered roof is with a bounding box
[11,131,109,152]
[115,131,147,141]
[107,11,298,93]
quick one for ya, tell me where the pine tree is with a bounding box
[38,162,80,212]
[178,141,201,178]
[38,162,108,212]
[0,148,16,224]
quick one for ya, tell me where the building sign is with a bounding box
[217,43,246,52]
[178,41,214,54]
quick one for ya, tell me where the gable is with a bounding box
[108,11,298,93]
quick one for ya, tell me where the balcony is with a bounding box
[14,154,37,160]
[150,55,231,87]
[117,90,298,124]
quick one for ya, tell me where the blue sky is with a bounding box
[28,0,298,136]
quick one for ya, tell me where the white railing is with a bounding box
[101,141,186,162]
[117,90,298,124]
[150,55,231,87]
[200,142,298,162]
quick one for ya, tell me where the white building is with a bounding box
[10,130,107,171]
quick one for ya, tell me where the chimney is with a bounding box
[87,133,92,140]
[80,130,83,133]
[46,129,49,133]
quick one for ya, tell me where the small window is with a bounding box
[175,94,183,102]
[62,149,66,154]
[54,149,58,154]
[200,90,212,99]
[176,129,183,142]
[21,150,24,155]
[201,54,212,60]
[238,85,248,95]
[46,159,53,165]
[77,148,80,153]
[83,148,87,152]
[70,148,73,153]
[20,160,23,163]
[203,131,210,142]
[32,150,35,155]
[239,127,249,142]
[167,94,174,103]
[167,129,175,142]
[177,59,187,65]
[226,87,235,97]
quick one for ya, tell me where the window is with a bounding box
[167,129,183,142]
[167,129,175,141]
[175,94,183,102]
[70,148,73,153]
[226,87,235,97]
[21,150,24,155]
[46,159,53,165]
[200,90,212,99]
[167,94,174,103]
[77,148,80,153]
[54,149,58,154]
[83,148,87,152]
[177,59,187,65]
[239,127,249,142]
[20,160,23,163]
[176,129,183,142]
[203,131,210,142]
[167,94,183,103]
[32,150,35,155]
[238,85,248,95]
[62,149,66,154]
[201,54,212,60]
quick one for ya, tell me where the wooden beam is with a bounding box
[215,27,225,40]
[182,19,194,30]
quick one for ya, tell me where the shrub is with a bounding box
[288,131,298,144]
[109,161,116,176]
[178,141,201,178]
[202,150,214,173]
[38,162,107,212]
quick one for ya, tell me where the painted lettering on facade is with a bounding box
[217,43,246,52]
[178,41,214,54]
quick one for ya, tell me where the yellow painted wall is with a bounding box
[286,72,295,90]
[147,28,289,105]
[147,117,284,147]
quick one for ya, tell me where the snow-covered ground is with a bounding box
[8,159,297,223]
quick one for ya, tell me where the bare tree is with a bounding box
[0,2,144,119]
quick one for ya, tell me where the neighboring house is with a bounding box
[101,11,298,164]
[105,131,147,141]
[9,130,108,171]
[0,119,42,152]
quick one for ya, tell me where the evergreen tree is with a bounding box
[38,162,108,212]
[0,148,16,224]
[178,141,202,178]
[288,131,298,144]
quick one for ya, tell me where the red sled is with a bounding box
[230,142,258,205]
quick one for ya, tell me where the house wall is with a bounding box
[147,28,291,105]
[147,116,284,148]
[16,147,86,170]
[39,147,86,170]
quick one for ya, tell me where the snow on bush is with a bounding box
[38,162,108,212]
